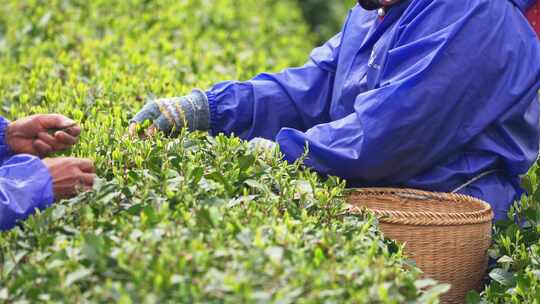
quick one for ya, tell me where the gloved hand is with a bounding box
[129,89,210,138]
[248,137,281,159]
[248,137,277,151]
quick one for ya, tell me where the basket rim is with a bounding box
[347,188,494,226]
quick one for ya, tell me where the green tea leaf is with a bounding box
[489,268,515,287]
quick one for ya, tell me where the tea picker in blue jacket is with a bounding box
[130,0,540,221]
[0,114,95,230]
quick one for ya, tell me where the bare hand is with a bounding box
[6,114,81,157]
[43,157,96,200]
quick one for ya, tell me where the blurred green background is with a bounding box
[297,0,357,42]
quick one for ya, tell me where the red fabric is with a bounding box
[527,0,540,38]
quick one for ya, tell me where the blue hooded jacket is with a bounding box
[206,0,540,221]
[0,116,54,230]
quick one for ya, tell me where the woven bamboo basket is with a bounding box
[347,188,493,304]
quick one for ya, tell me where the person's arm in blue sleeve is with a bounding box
[276,1,540,182]
[0,155,55,230]
[0,117,54,230]
[0,114,96,231]
[205,30,343,140]
[129,29,348,139]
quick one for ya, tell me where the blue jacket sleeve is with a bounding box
[276,1,540,182]
[0,154,54,230]
[207,31,344,139]
[0,116,13,162]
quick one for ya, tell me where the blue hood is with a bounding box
[511,0,536,12]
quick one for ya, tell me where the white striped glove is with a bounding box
[129,89,210,137]
[248,137,277,151]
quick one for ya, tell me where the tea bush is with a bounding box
[0,0,447,302]
[1,0,538,302]
[466,162,540,304]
